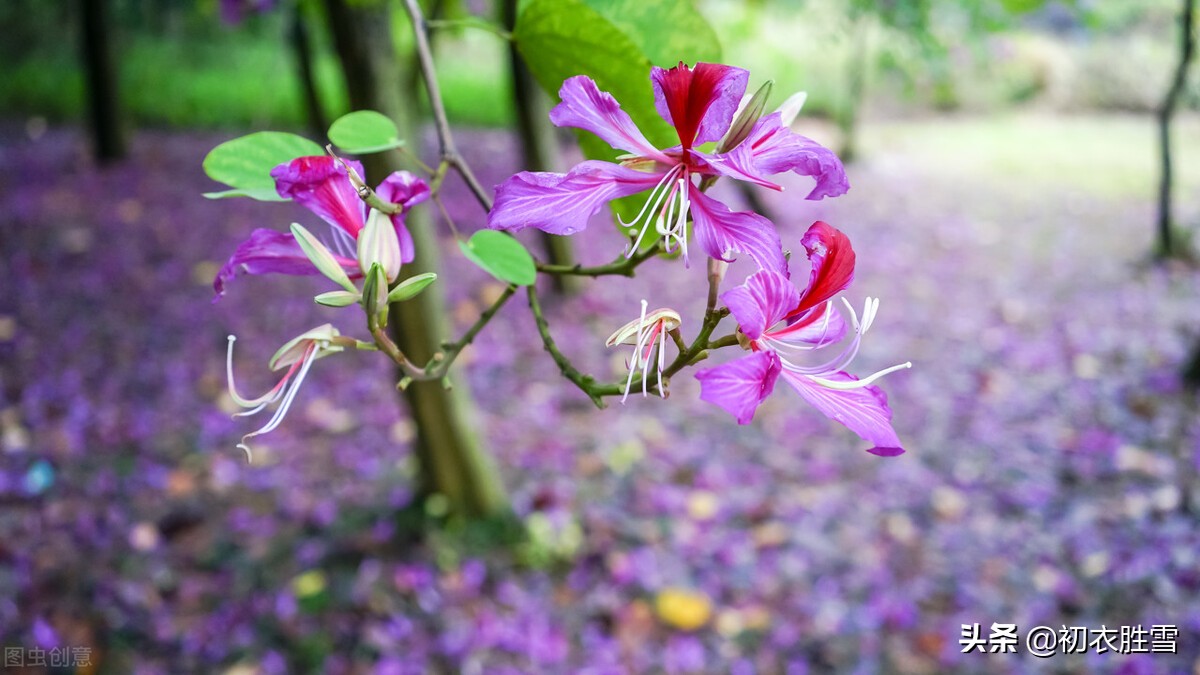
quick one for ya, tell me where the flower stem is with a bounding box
[527,285,607,408]
[535,241,663,278]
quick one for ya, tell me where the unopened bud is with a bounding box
[358,209,403,283]
[717,79,773,153]
[362,263,389,326]
[291,223,357,293]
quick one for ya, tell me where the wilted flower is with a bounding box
[607,300,682,402]
[225,323,353,459]
[488,62,847,272]
[214,156,427,296]
[695,222,910,456]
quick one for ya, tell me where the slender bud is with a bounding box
[362,263,389,327]
[717,79,773,153]
[357,209,403,283]
[291,223,357,293]
[314,290,360,307]
[387,272,438,303]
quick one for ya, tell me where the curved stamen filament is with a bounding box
[227,335,291,411]
[621,165,692,260]
[809,361,912,390]
[237,341,321,460]
[622,165,683,255]
[656,178,691,264]
[621,300,651,403]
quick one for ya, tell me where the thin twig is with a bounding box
[536,241,663,278]
[527,285,606,407]
[401,0,493,212]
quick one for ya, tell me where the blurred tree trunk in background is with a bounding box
[323,0,510,520]
[1157,0,1196,258]
[79,0,126,163]
[289,2,327,140]
[837,13,872,164]
[501,0,579,294]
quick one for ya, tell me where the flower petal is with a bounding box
[792,221,856,316]
[213,228,357,298]
[688,184,786,274]
[550,76,668,161]
[651,62,749,148]
[695,351,781,425]
[721,270,799,342]
[770,299,847,347]
[272,156,367,237]
[376,170,430,211]
[780,370,904,456]
[699,113,849,200]
[488,161,664,235]
[373,172,426,265]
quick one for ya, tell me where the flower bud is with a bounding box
[361,263,390,326]
[716,79,773,154]
[290,223,357,293]
[357,208,402,283]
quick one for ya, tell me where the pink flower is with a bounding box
[214,156,428,297]
[487,62,847,272]
[695,222,910,456]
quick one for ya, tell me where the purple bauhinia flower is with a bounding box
[487,62,848,272]
[213,155,428,297]
[695,222,911,456]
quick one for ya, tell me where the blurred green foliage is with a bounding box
[0,0,1196,131]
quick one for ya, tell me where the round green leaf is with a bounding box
[202,132,324,201]
[327,111,405,154]
[458,231,537,286]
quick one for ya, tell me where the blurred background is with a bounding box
[2,0,1200,672]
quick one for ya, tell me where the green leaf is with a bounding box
[202,188,286,201]
[515,0,668,151]
[579,0,721,69]
[387,272,438,303]
[514,0,721,230]
[203,132,324,201]
[327,110,405,154]
[458,231,536,286]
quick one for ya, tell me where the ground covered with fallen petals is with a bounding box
[2,115,1200,673]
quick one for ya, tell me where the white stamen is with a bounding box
[841,297,860,333]
[809,361,912,390]
[622,165,683,255]
[621,300,650,404]
[227,335,286,410]
[237,341,321,460]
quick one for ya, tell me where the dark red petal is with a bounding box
[788,221,856,318]
[652,62,744,149]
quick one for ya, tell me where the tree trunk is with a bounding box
[79,0,125,163]
[501,0,578,293]
[323,0,509,519]
[289,3,328,140]
[838,14,871,163]
[1157,0,1196,258]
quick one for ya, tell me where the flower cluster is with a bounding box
[488,62,910,454]
[216,156,432,454]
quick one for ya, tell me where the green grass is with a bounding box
[861,112,1200,200]
[0,19,514,132]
